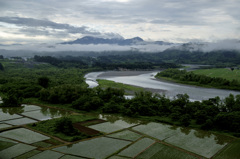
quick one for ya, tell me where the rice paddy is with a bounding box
[118,138,155,158]
[107,130,142,141]
[54,137,131,158]
[136,143,198,159]
[0,128,50,144]
[0,104,239,159]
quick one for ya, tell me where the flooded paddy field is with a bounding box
[0,103,239,158]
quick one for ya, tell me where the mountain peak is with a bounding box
[131,37,144,41]
[60,36,170,46]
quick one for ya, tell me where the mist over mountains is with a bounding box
[60,36,173,46]
[0,36,239,57]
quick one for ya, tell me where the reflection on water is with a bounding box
[85,71,240,101]
[99,114,142,125]
[40,107,70,118]
[1,106,24,115]
[0,105,70,118]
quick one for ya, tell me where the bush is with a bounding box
[54,117,78,136]
[38,76,50,88]
[1,93,22,107]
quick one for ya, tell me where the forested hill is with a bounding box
[33,54,179,70]
[33,50,240,69]
[157,49,240,66]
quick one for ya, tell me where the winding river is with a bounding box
[85,69,240,101]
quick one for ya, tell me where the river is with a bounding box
[85,69,240,101]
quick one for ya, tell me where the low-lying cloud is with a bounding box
[0,43,176,53]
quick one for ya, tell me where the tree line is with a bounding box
[156,69,240,91]
[2,77,239,136]
[34,55,179,70]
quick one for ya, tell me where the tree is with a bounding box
[0,63,4,71]
[54,117,78,135]
[1,93,22,107]
[179,114,191,127]
[38,76,50,88]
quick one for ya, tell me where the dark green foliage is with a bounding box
[1,92,22,107]
[0,83,41,98]
[156,69,240,91]
[38,76,50,88]
[34,55,179,70]
[39,85,87,104]
[215,112,240,133]
[54,117,78,136]
[101,101,123,113]
[0,62,4,71]
[72,95,103,111]
[179,114,191,127]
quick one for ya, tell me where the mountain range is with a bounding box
[61,36,173,46]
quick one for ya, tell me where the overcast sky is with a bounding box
[0,0,240,45]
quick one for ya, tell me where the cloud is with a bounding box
[0,0,239,44]
[0,16,123,39]
[0,43,176,53]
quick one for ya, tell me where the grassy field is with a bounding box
[213,139,240,159]
[97,79,144,94]
[193,68,240,82]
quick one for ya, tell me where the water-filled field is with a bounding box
[88,120,138,133]
[0,105,70,129]
[0,128,50,144]
[136,143,198,159]
[54,137,131,158]
[107,130,142,141]
[0,104,239,159]
[133,122,232,158]
[118,138,155,158]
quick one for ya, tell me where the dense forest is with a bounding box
[34,54,179,70]
[158,49,240,67]
[33,49,240,69]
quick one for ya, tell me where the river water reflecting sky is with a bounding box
[85,71,240,101]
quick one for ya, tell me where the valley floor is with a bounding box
[0,102,239,159]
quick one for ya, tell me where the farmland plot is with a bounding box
[0,128,50,144]
[213,139,240,159]
[136,143,198,159]
[107,130,142,141]
[132,122,178,140]
[0,143,36,159]
[89,120,137,133]
[118,138,155,158]
[28,150,64,159]
[54,137,131,158]
[165,129,231,158]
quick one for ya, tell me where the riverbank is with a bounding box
[85,70,240,101]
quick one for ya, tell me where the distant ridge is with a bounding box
[61,36,173,45]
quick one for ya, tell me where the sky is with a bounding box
[0,0,240,46]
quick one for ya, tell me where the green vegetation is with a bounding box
[97,79,144,94]
[14,150,41,159]
[156,68,240,91]
[136,143,198,159]
[0,141,16,151]
[34,54,179,70]
[194,68,240,82]
[28,115,98,142]
[214,139,240,159]
[1,57,240,139]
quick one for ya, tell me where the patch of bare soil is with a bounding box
[73,123,100,136]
